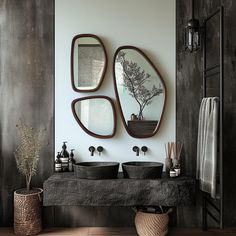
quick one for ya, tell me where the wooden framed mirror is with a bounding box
[71,96,116,138]
[71,34,107,92]
[113,46,167,138]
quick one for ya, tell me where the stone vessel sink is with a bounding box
[122,161,163,179]
[74,162,119,179]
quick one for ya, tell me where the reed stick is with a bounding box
[165,141,183,160]
[172,142,176,159]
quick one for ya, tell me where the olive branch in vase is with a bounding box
[116,51,163,120]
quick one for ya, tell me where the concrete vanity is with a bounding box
[43,173,195,206]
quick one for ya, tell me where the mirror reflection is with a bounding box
[71,34,107,92]
[113,46,166,138]
[72,96,116,138]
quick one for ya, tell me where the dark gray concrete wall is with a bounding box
[0,0,54,226]
[176,0,236,227]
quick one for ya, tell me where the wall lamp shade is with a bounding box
[185,0,201,52]
[185,19,201,52]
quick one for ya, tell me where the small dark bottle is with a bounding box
[54,152,62,172]
[61,142,69,172]
[68,149,76,172]
[62,142,70,157]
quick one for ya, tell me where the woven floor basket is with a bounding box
[14,188,43,236]
[135,209,171,236]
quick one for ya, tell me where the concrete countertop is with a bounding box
[43,172,195,206]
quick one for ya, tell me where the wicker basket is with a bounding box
[135,209,171,236]
[14,188,43,236]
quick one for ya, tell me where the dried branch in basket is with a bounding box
[14,121,43,191]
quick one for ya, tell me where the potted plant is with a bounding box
[14,122,43,236]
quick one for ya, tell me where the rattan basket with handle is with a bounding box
[135,208,172,236]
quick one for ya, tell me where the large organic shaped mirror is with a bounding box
[113,46,166,138]
[71,96,116,138]
[71,34,107,92]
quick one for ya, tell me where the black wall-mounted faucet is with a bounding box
[89,146,95,156]
[141,146,148,155]
[132,146,140,156]
[97,146,104,155]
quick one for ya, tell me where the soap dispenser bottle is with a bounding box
[68,149,75,172]
[54,152,62,172]
[60,142,69,172]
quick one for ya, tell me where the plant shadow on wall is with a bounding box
[14,121,44,236]
[116,51,164,121]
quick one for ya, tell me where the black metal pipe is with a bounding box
[219,6,224,230]
[191,0,194,19]
[202,192,207,231]
[203,20,206,98]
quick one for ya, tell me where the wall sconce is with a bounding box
[185,0,201,52]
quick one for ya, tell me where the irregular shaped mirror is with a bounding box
[71,96,116,138]
[71,34,107,92]
[113,46,166,138]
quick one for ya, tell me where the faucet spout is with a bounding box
[89,146,95,156]
[132,146,140,156]
[97,146,104,155]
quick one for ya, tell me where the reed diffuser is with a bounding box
[164,142,173,175]
[165,142,183,176]
[172,142,183,167]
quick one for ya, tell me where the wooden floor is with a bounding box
[1,227,236,236]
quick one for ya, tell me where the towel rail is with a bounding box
[205,8,221,21]
[204,64,220,72]
[204,71,220,78]
[205,197,220,213]
[206,209,220,224]
[202,6,224,230]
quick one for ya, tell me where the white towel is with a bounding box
[196,97,219,198]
